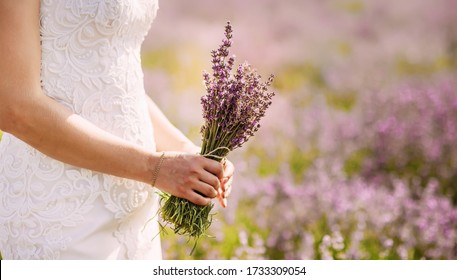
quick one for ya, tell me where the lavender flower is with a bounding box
[200,22,274,158]
[159,21,275,249]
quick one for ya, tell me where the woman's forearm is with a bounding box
[146,95,201,154]
[1,89,223,205]
[2,93,159,184]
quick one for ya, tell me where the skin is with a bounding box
[0,0,233,207]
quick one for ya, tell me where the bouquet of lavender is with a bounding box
[158,21,274,245]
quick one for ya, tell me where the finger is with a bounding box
[216,177,227,208]
[187,191,212,206]
[222,160,235,178]
[198,169,221,192]
[220,184,232,208]
[218,199,226,208]
[201,157,224,179]
[220,177,228,191]
[221,176,233,192]
[216,189,227,208]
[218,180,232,208]
[193,180,218,199]
[216,186,225,207]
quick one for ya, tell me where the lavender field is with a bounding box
[142,0,457,260]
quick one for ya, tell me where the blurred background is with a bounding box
[140,0,457,259]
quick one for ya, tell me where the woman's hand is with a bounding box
[218,159,235,208]
[154,152,225,206]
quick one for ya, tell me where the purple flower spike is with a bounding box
[200,21,275,158]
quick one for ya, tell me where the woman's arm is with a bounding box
[146,95,201,154]
[0,0,222,206]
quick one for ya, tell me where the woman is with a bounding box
[0,0,234,259]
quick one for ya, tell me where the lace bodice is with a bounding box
[0,0,161,259]
[40,0,157,139]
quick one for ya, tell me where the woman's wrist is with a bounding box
[151,152,166,187]
[144,151,167,185]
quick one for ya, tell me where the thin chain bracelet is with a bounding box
[151,152,166,187]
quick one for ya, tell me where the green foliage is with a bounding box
[142,47,181,73]
[338,0,364,14]
[324,90,357,111]
[344,148,371,177]
[273,63,326,92]
[142,46,207,91]
[335,41,352,57]
[395,55,455,76]
[288,147,320,182]
[244,146,282,177]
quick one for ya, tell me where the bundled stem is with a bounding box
[158,129,228,240]
[159,193,214,237]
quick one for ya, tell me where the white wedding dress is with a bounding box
[0,0,162,259]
